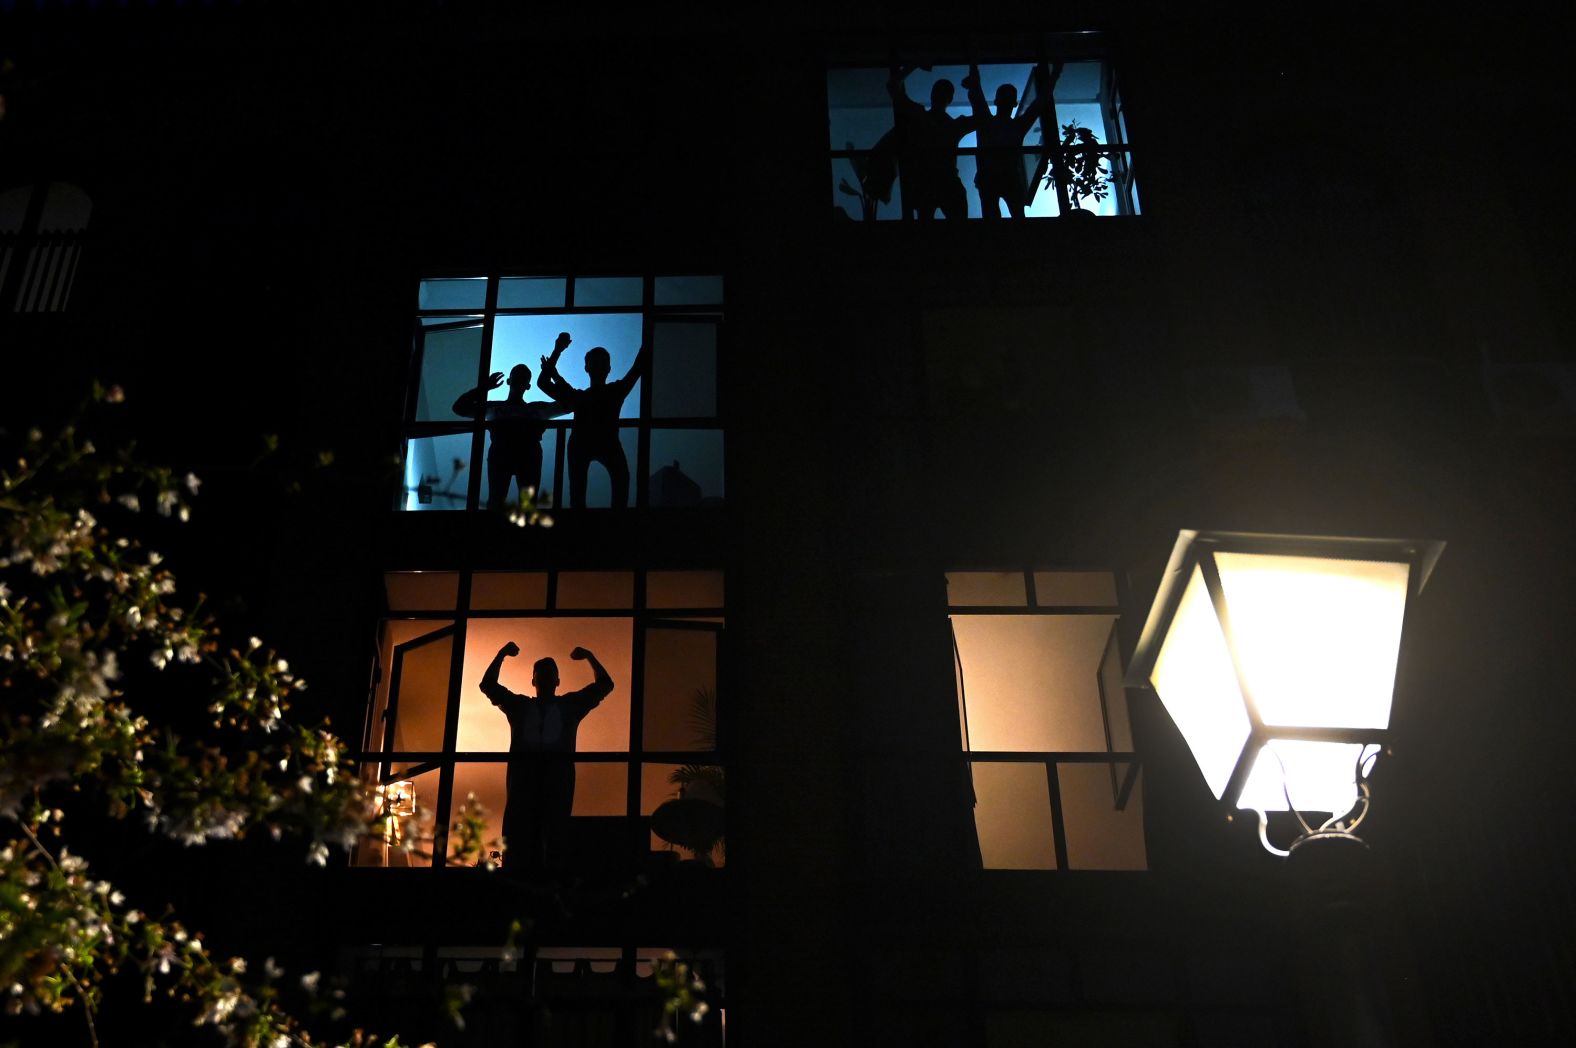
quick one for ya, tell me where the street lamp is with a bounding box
[1125,530,1443,855]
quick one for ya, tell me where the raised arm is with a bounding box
[962,64,990,121]
[886,64,924,117]
[612,344,650,398]
[453,371,505,419]
[480,641,522,708]
[567,646,613,708]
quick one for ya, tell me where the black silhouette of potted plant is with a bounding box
[1044,121,1112,215]
[836,136,898,221]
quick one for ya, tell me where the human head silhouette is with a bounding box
[584,347,611,383]
[929,79,955,110]
[994,83,1017,115]
[531,657,559,698]
[507,363,532,394]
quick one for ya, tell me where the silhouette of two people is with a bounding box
[452,331,573,510]
[481,641,612,873]
[538,335,648,509]
[453,330,647,510]
[887,63,1047,220]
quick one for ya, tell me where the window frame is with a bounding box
[353,568,727,871]
[401,272,725,512]
[947,567,1143,871]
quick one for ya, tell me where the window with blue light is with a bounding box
[828,36,1138,222]
[401,274,724,512]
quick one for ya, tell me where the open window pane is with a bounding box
[414,325,484,422]
[401,433,474,511]
[651,322,718,419]
[972,761,1057,870]
[642,625,720,752]
[386,628,453,753]
[369,621,453,749]
[455,616,633,753]
[951,614,1118,752]
[649,430,723,506]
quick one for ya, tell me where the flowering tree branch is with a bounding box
[0,385,492,1046]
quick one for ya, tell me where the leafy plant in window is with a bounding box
[1044,121,1112,213]
[658,687,725,865]
[836,139,897,221]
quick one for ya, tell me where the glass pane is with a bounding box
[971,761,1056,870]
[642,627,718,752]
[421,313,481,327]
[651,322,717,418]
[642,761,725,867]
[1033,571,1117,606]
[470,571,549,611]
[498,276,567,309]
[649,430,723,506]
[567,427,637,509]
[446,761,629,868]
[415,325,484,422]
[826,67,895,149]
[1059,763,1146,870]
[653,275,723,306]
[385,571,459,611]
[946,571,1027,607]
[556,571,635,610]
[400,433,474,511]
[418,277,487,310]
[351,765,439,867]
[456,616,633,753]
[479,428,559,512]
[573,276,642,307]
[369,622,453,750]
[645,571,724,609]
[389,632,452,752]
[951,614,1117,752]
[832,154,901,222]
[490,312,645,420]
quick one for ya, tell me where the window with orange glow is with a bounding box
[353,569,725,871]
[948,570,1146,871]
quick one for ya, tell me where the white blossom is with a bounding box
[306,842,329,867]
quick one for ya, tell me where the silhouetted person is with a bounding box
[538,336,649,509]
[961,65,1048,219]
[887,65,974,220]
[480,642,612,872]
[452,331,571,509]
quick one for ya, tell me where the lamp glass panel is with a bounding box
[1150,565,1251,799]
[1237,739,1380,815]
[1214,552,1409,730]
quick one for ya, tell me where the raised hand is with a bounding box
[554,331,572,354]
[487,371,506,390]
[569,646,591,661]
[501,641,520,658]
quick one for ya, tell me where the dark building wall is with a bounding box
[2,7,1572,1046]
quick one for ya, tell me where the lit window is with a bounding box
[401,274,724,512]
[828,36,1138,221]
[949,570,1145,870]
[353,569,726,872]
